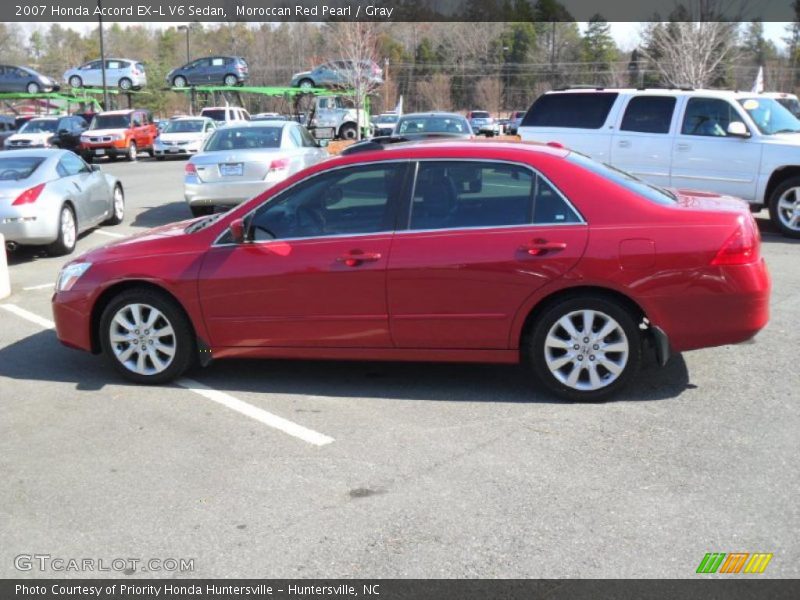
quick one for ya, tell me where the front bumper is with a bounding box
[80,140,128,158]
[154,140,202,157]
[52,289,94,352]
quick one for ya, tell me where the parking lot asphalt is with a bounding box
[1,157,798,578]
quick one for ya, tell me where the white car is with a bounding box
[519,87,800,237]
[64,58,147,91]
[183,120,328,217]
[153,116,217,160]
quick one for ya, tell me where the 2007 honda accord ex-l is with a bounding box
[52,140,770,401]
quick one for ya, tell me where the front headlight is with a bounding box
[56,262,92,292]
[110,133,124,141]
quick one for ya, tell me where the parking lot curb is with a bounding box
[0,234,10,300]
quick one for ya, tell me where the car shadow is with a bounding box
[131,201,190,229]
[5,230,97,266]
[755,213,800,245]
[0,330,692,404]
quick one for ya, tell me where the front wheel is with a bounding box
[100,289,195,384]
[339,123,358,140]
[172,75,187,88]
[527,295,642,402]
[298,78,314,90]
[69,75,83,88]
[27,82,41,94]
[126,141,137,161]
[768,177,800,238]
[103,184,125,225]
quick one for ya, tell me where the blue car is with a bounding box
[167,56,249,88]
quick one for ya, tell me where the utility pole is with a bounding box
[97,0,109,110]
[178,24,192,115]
[383,57,389,112]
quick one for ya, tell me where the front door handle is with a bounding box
[617,139,631,148]
[676,143,690,151]
[519,239,567,256]
[337,251,382,267]
[72,182,82,192]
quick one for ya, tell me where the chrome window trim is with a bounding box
[405,157,586,230]
[211,159,413,247]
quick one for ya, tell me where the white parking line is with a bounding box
[22,283,55,291]
[0,303,55,329]
[0,302,334,446]
[177,378,335,446]
[94,230,126,238]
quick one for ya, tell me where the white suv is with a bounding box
[518,88,800,237]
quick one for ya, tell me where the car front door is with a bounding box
[198,161,412,348]
[610,95,677,189]
[670,96,762,201]
[387,160,589,349]
[58,153,105,225]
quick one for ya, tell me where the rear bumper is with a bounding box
[184,179,271,207]
[0,208,58,245]
[646,259,771,352]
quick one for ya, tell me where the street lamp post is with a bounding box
[97,0,109,110]
[177,25,190,63]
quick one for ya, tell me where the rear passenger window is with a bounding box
[620,96,676,134]
[409,161,582,231]
[521,93,618,129]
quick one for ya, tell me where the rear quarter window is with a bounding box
[522,92,619,129]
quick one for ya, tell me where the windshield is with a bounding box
[201,109,226,122]
[375,115,398,124]
[163,119,204,133]
[471,112,490,119]
[19,119,58,134]
[205,126,282,151]
[737,97,800,134]
[567,151,677,206]
[0,156,45,180]
[90,114,130,129]
[396,116,470,135]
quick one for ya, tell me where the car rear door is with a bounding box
[610,94,678,188]
[198,161,412,348]
[387,160,588,349]
[670,96,762,201]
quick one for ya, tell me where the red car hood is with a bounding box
[670,188,749,212]
[80,217,205,262]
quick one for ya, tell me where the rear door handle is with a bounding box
[337,251,382,267]
[676,143,690,151]
[519,239,567,256]
[617,139,631,148]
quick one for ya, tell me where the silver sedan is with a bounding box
[0,149,124,255]
[183,120,328,217]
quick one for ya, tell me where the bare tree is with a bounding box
[640,22,741,88]
[328,22,382,140]
[417,74,453,111]
[473,78,504,115]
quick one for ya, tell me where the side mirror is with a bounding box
[228,217,246,244]
[317,139,329,148]
[58,128,69,135]
[90,164,101,172]
[727,121,750,138]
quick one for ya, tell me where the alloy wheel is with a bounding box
[776,187,800,232]
[109,303,177,376]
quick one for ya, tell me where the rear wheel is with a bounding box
[223,74,238,87]
[768,177,800,238]
[48,204,77,256]
[118,77,133,91]
[99,289,195,384]
[527,295,642,402]
[190,205,214,217]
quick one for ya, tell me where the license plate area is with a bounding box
[94,149,106,155]
[219,163,243,177]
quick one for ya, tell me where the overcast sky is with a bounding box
[18,21,793,52]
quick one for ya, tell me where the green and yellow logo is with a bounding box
[696,552,773,574]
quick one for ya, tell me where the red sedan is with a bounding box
[52,141,770,401]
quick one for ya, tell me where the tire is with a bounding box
[768,176,800,238]
[339,123,358,140]
[172,75,187,88]
[99,288,195,384]
[298,78,314,90]
[26,82,41,94]
[526,295,642,402]
[155,155,165,161]
[69,75,83,88]
[118,77,132,91]
[223,74,238,87]
[190,205,214,217]
[126,141,137,161]
[103,184,125,225]
[48,204,77,256]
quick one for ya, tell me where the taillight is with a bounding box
[269,158,290,171]
[711,215,759,266]
[185,163,197,175]
[12,183,45,206]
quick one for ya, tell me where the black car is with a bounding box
[166,56,249,88]
[0,64,59,94]
[2,116,87,153]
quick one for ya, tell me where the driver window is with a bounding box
[59,153,90,176]
[248,164,405,241]
[681,98,739,137]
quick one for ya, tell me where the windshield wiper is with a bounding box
[773,128,800,134]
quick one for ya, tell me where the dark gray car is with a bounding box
[0,65,59,94]
[167,56,249,88]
